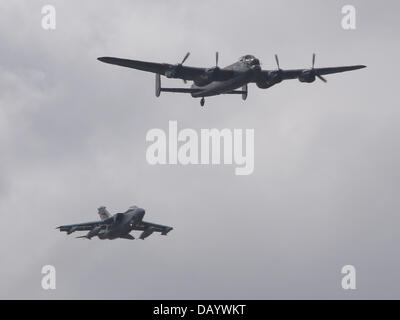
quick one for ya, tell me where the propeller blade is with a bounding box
[181,52,190,64]
[216,51,219,67]
[275,54,280,69]
[316,74,327,83]
[312,53,316,69]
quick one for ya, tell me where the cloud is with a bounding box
[0,0,399,299]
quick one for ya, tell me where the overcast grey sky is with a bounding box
[0,0,399,299]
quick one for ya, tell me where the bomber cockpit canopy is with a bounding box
[239,55,260,66]
[239,55,256,62]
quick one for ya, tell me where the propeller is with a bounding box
[312,53,315,68]
[269,54,283,83]
[275,54,281,70]
[181,52,190,65]
[183,51,219,84]
[165,52,191,81]
[213,51,221,74]
[311,53,327,83]
[206,51,220,78]
[180,52,190,83]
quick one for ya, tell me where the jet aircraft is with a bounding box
[98,52,366,106]
[57,206,173,240]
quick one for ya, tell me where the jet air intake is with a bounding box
[113,212,124,224]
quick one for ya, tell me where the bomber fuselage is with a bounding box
[191,57,261,98]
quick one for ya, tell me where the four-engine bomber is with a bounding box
[98,52,366,106]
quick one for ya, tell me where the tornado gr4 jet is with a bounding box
[98,52,366,106]
[57,206,173,240]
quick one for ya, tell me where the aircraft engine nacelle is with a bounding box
[165,67,178,78]
[87,226,102,239]
[194,67,220,87]
[256,80,271,89]
[256,79,278,89]
[298,70,316,83]
[139,227,155,240]
[256,71,280,89]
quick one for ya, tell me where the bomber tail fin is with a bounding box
[155,73,201,96]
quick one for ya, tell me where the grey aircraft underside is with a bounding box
[57,206,173,240]
[97,52,366,106]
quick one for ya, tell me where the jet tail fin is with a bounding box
[98,206,111,220]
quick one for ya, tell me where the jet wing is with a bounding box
[57,218,113,234]
[98,57,234,81]
[131,220,173,239]
[134,221,172,232]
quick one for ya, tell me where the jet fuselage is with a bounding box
[99,208,145,240]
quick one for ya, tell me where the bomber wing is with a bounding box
[255,65,366,88]
[277,65,366,80]
[257,54,365,86]
[98,57,235,82]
